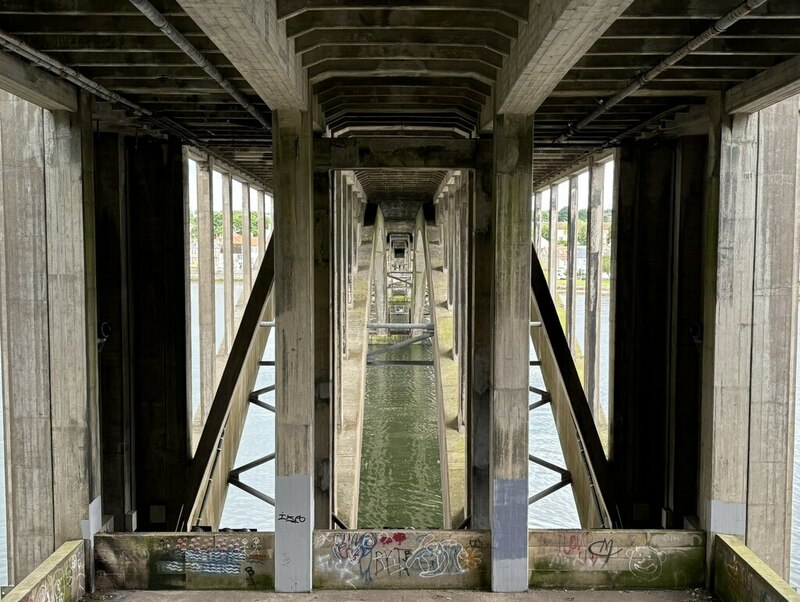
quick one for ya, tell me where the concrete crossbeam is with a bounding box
[175,0,306,110]
[724,54,800,115]
[482,0,634,128]
[0,50,77,112]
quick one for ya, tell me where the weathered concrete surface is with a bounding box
[548,183,559,294]
[95,533,274,591]
[426,224,466,529]
[197,161,215,426]
[335,230,372,528]
[273,109,314,592]
[713,535,798,602]
[529,530,705,590]
[583,160,604,419]
[490,114,532,592]
[313,530,489,589]
[4,541,84,602]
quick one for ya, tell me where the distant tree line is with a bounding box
[537,209,613,246]
[189,211,269,239]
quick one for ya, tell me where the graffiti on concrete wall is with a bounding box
[529,530,705,589]
[314,530,489,589]
[13,541,85,602]
[95,533,274,590]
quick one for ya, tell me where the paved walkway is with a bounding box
[89,589,716,601]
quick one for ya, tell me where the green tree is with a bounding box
[577,219,587,245]
[558,206,568,222]
[541,222,550,241]
[602,254,611,274]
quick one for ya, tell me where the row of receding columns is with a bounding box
[438,171,469,430]
[190,155,272,433]
[532,159,609,418]
[270,112,534,592]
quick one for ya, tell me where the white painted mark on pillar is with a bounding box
[275,474,314,592]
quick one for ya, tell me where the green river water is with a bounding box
[357,341,444,529]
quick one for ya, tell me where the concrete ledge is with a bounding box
[95,533,275,590]
[529,530,705,589]
[313,530,490,589]
[713,534,799,601]
[5,540,85,602]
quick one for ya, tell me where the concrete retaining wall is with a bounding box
[95,533,274,590]
[4,540,85,602]
[529,530,705,589]
[94,529,711,591]
[713,534,799,601]
[313,530,490,589]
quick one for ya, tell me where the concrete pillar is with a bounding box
[222,172,234,351]
[196,161,215,424]
[374,206,387,329]
[127,137,189,531]
[548,184,559,295]
[566,174,578,349]
[0,92,56,581]
[0,91,102,581]
[241,182,252,292]
[458,179,470,430]
[273,109,314,592]
[533,190,542,258]
[95,133,134,533]
[447,190,456,309]
[412,210,426,326]
[313,170,332,528]
[469,151,492,531]
[256,189,266,263]
[584,160,604,418]
[700,95,800,578]
[490,114,531,592]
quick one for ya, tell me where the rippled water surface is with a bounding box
[358,342,443,529]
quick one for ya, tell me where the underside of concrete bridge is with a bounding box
[0,0,799,598]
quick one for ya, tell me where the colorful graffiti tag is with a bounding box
[314,530,489,589]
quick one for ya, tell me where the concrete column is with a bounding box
[274,109,314,592]
[584,160,604,418]
[222,173,234,351]
[469,148,492,531]
[0,91,101,581]
[241,182,252,292]
[412,210,426,326]
[0,92,55,581]
[548,184,559,295]
[566,174,579,349]
[256,189,266,263]
[345,181,353,308]
[490,114,531,592]
[313,170,332,528]
[459,178,470,430]
[533,190,542,258]
[197,161,215,424]
[374,206,387,329]
[95,133,134,533]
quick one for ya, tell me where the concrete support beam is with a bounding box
[0,50,77,112]
[725,54,800,115]
[222,173,235,352]
[412,212,427,327]
[313,170,332,529]
[490,114,531,592]
[481,0,634,127]
[469,163,492,531]
[196,161,215,426]
[532,190,542,258]
[565,175,578,350]
[242,182,252,293]
[256,189,266,263]
[45,92,102,545]
[458,178,470,431]
[175,0,306,110]
[274,109,314,592]
[584,160,604,418]
[373,207,387,330]
[548,184,559,296]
